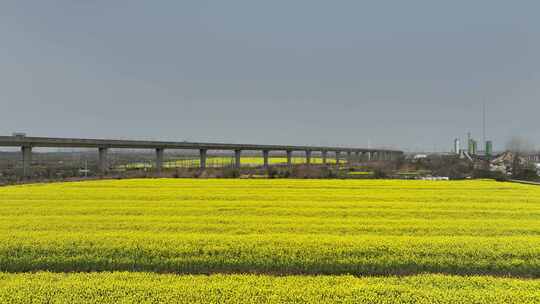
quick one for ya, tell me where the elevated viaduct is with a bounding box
[0,135,403,178]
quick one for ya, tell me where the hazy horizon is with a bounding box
[1,1,539,152]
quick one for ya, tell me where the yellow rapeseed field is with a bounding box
[120,156,342,169]
[0,179,539,303]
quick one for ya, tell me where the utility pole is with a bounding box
[482,101,486,146]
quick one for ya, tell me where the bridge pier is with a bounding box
[200,149,207,169]
[234,149,241,168]
[21,146,32,179]
[98,147,109,174]
[305,150,311,165]
[155,148,164,173]
[286,150,293,166]
[263,150,269,169]
[347,151,352,164]
[322,150,328,165]
[335,151,340,165]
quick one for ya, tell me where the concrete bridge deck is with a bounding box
[0,135,403,178]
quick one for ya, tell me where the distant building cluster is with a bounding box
[453,133,493,159]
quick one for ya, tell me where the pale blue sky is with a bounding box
[1,1,539,151]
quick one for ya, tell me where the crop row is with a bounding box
[1,233,539,276]
[1,272,539,304]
